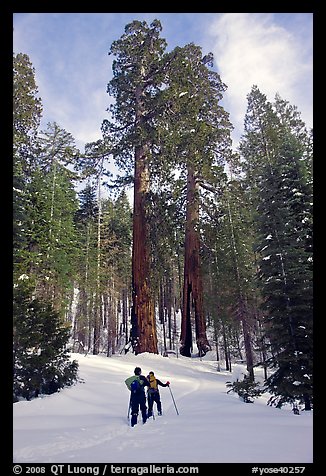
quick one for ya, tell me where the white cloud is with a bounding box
[14,13,312,154]
[14,13,115,152]
[38,78,111,150]
[208,13,313,144]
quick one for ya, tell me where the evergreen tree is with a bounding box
[13,54,80,402]
[25,165,78,307]
[239,86,313,409]
[161,44,232,356]
[13,53,43,279]
[20,122,79,312]
[147,185,185,354]
[101,191,132,354]
[73,183,99,353]
[13,283,78,401]
[13,53,42,164]
[102,20,170,354]
[201,174,259,376]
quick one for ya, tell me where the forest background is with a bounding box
[12,13,313,415]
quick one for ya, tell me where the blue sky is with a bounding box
[13,13,313,151]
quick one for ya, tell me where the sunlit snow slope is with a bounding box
[13,352,313,463]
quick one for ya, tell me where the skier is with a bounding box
[125,367,150,427]
[146,371,170,417]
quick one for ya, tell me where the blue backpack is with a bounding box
[130,378,141,393]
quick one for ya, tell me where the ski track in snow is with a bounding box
[13,352,313,463]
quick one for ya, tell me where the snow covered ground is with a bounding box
[13,352,313,464]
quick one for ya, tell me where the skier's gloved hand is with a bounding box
[166,381,170,386]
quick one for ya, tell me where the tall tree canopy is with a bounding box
[239,86,313,409]
[161,44,233,356]
[102,20,170,354]
[13,53,43,277]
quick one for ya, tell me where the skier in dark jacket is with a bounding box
[147,371,170,417]
[125,367,150,427]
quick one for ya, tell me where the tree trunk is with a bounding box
[122,288,128,346]
[213,321,221,372]
[93,178,102,355]
[226,193,255,380]
[222,322,230,371]
[130,142,158,354]
[180,166,211,357]
[242,315,254,380]
[166,275,173,349]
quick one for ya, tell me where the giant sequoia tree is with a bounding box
[102,20,170,354]
[163,45,232,356]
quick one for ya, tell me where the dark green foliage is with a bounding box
[13,53,42,157]
[13,52,80,401]
[29,165,79,291]
[13,285,79,401]
[239,86,313,409]
[226,376,264,403]
[13,53,43,272]
[102,19,168,172]
[102,191,132,272]
[75,183,99,225]
[258,139,313,409]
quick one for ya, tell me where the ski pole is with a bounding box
[168,385,179,415]
[127,395,131,422]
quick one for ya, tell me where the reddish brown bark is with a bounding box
[180,167,211,357]
[130,143,158,354]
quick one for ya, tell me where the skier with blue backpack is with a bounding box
[125,367,150,427]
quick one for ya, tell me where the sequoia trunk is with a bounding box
[130,143,158,354]
[180,167,211,357]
